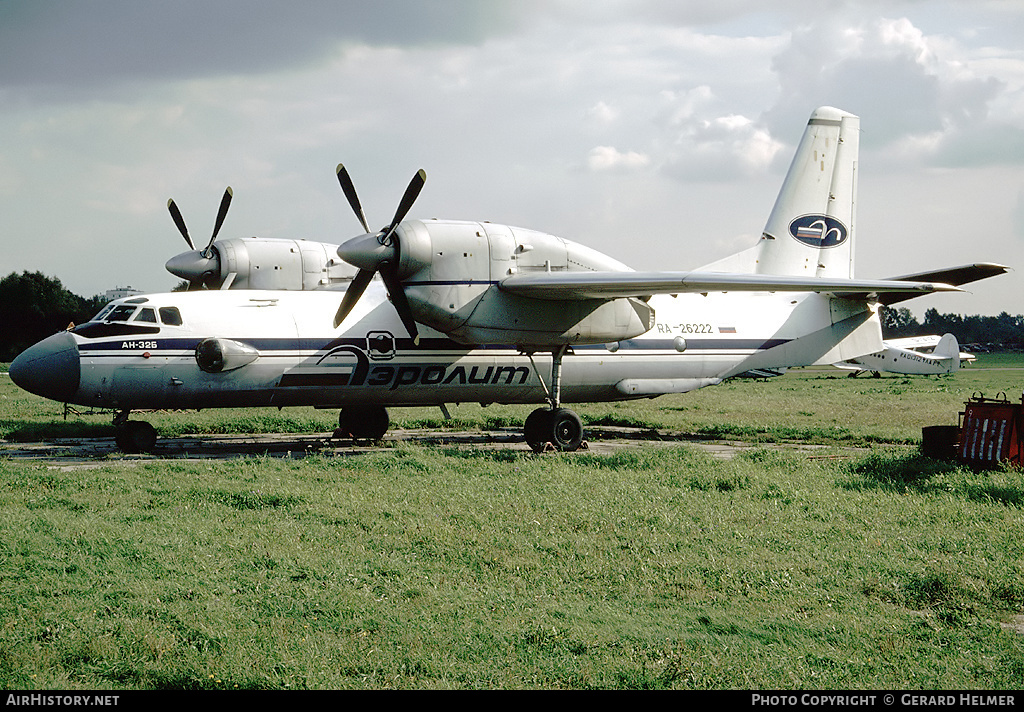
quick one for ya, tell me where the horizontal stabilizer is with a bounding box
[880,263,1009,305]
[499,270,961,301]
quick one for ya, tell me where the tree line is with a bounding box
[0,272,106,361]
[880,306,1024,351]
[1,271,1022,361]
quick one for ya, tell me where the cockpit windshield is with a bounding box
[90,302,183,325]
[106,305,138,322]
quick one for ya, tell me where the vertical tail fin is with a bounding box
[756,106,860,278]
[935,333,961,373]
[698,106,861,277]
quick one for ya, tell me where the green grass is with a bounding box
[1,355,1023,689]
[1,447,1021,689]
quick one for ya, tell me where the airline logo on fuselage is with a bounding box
[789,215,848,248]
[277,334,532,390]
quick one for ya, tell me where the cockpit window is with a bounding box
[92,304,114,321]
[159,307,183,326]
[106,305,138,322]
[134,307,158,323]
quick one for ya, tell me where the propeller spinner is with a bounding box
[332,165,426,344]
[165,187,233,289]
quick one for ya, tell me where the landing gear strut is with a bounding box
[524,346,585,452]
[113,410,158,454]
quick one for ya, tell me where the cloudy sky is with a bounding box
[2,0,1021,317]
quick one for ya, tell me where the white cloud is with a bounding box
[660,113,785,181]
[585,101,620,124]
[587,145,651,171]
[766,14,1012,168]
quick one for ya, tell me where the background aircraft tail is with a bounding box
[700,106,860,278]
[934,333,962,372]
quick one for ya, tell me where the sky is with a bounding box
[1,0,1022,318]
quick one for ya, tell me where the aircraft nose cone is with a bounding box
[9,331,81,403]
[337,233,395,272]
[166,249,217,282]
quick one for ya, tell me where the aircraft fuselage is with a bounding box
[13,283,861,413]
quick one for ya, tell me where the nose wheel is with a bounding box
[113,411,158,454]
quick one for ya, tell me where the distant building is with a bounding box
[104,286,143,301]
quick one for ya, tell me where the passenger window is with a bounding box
[134,307,157,323]
[159,307,183,326]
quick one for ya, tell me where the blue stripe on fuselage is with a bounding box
[76,335,790,355]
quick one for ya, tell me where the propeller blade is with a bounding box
[383,169,426,239]
[204,186,233,255]
[336,164,370,233]
[380,263,420,345]
[167,199,195,250]
[331,165,426,342]
[333,268,375,328]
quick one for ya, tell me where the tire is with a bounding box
[116,421,157,454]
[524,408,553,452]
[339,406,390,441]
[550,408,583,452]
[524,407,584,452]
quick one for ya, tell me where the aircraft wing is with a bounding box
[498,270,962,301]
[879,263,1009,305]
[885,335,942,349]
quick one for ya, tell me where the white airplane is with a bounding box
[10,107,1008,453]
[834,333,973,376]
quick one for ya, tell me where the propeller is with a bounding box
[332,164,426,344]
[165,187,233,289]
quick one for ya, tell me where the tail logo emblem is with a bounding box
[789,215,848,248]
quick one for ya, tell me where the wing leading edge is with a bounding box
[499,270,963,302]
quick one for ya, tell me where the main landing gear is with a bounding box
[524,345,586,453]
[113,410,158,454]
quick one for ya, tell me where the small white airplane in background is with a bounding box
[10,106,1008,453]
[835,333,973,377]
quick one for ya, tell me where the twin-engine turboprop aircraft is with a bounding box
[10,107,1008,453]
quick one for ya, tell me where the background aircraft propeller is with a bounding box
[165,187,233,289]
[333,165,425,344]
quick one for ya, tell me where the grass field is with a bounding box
[1,355,1022,689]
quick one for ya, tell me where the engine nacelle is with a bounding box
[167,237,356,290]
[395,219,655,347]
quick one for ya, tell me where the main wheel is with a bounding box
[338,406,390,441]
[524,407,584,452]
[115,421,157,454]
[524,408,553,452]
[549,408,584,452]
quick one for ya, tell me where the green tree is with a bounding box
[0,272,104,361]
[879,305,921,338]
